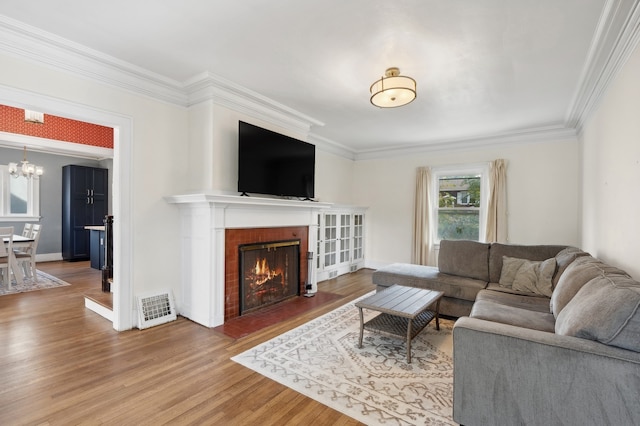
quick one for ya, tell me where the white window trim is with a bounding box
[431,162,489,246]
[0,165,41,221]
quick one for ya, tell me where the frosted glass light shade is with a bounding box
[370,67,417,108]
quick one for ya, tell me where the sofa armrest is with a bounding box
[453,317,640,426]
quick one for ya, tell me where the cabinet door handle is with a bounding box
[87,197,90,204]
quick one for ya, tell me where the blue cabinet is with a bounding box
[62,165,108,261]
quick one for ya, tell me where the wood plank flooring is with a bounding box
[0,261,375,425]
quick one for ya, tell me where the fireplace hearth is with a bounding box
[239,239,300,315]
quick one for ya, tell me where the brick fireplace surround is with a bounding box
[165,193,331,327]
[225,226,308,320]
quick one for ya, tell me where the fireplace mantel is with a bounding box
[166,193,332,327]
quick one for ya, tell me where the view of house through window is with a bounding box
[437,174,481,241]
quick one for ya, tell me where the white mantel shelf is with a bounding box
[165,193,332,327]
[165,192,333,211]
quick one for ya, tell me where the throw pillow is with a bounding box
[498,256,556,297]
[498,256,528,287]
[512,257,556,297]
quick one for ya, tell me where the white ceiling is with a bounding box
[0,0,634,156]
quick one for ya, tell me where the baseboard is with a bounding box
[36,253,63,262]
[85,297,114,322]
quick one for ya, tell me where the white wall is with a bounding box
[186,103,355,204]
[353,139,580,267]
[580,40,640,279]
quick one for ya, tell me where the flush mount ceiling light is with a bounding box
[370,67,417,108]
[8,146,44,179]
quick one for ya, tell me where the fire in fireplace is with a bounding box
[239,239,300,315]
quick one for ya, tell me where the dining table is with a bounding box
[3,234,35,286]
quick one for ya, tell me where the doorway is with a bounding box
[0,84,133,331]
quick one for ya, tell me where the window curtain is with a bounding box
[485,159,508,243]
[412,166,435,265]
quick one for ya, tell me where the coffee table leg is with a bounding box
[358,307,364,348]
[406,319,413,363]
[435,298,441,331]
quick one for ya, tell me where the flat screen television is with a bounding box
[238,121,315,199]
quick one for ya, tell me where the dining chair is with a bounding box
[0,227,15,287]
[15,224,41,281]
[22,223,33,237]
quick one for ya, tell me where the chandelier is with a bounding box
[370,67,417,108]
[8,146,44,179]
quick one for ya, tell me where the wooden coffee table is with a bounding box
[356,285,444,363]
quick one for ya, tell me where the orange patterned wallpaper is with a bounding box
[0,105,114,149]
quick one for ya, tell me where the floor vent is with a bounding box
[137,291,177,329]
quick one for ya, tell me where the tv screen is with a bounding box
[238,121,315,199]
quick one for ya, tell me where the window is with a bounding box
[0,165,41,220]
[432,165,488,243]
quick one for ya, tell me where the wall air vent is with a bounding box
[350,265,358,273]
[329,270,338,279]
[137,291,177,329]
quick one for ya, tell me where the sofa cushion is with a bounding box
[555,275,640,352]
[498,256,556,297]
[470,290,555,332]
[550,256,629,317]
[438,240,490,281]
[489,243,566,284]
[372,263,486,302]
[552,246,590,288]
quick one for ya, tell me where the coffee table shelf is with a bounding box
[356,285,444,363]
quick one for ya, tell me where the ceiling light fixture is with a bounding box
[24,109,45,124]
[8,146,44,179]
[370,67,417,108]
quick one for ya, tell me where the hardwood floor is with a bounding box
[0,261,375,425]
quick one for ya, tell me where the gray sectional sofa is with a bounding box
[372,240,640,426]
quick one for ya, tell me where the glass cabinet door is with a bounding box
[323,213,337,268]
[353,213,364,261]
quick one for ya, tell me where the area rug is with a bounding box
[0,270,71,296]
[232,292,455,425]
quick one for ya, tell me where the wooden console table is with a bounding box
[356,285,444,363]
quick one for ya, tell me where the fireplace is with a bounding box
[166,193,331,327]
[239,239,300,315]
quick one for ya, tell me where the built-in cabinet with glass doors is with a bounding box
[316,207,365,282]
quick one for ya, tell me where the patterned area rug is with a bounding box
[0,270,71,296]
[232,292,455,425]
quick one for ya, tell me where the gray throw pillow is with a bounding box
[498,256,528,287]
[556,275,640,352]
[498,256,556,297]
[512,257,556,297]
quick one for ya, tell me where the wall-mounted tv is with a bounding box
[238,121,315,199]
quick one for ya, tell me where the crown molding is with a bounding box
[0,15,188,106]
[1,4,639,161]
[0,15,324,137]
[565,0,640,130]
[352,126,578,161]
[184,71,323,136]
[307,133,356,160]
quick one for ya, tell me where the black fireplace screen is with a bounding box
[239,239,300,315]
